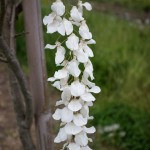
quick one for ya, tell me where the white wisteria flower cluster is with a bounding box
[43,0,101,149]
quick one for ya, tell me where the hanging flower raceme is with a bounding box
[43,0,101,149]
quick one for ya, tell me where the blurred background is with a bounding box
[0,0,150,149]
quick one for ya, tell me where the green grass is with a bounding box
[84,10,150,150]
[84,10,150,109]
[89,0,150,11]
[16,3,150,149]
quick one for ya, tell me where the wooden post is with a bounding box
[22,0,53,150]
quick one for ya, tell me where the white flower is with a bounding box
[66,33,79,51]
[65,122,82,135]
[43,12,56,26]
[45,42,66,65]
[83,44,94,58]
[78,39,96,58]
[83,126,96,134]
[60,75,69,87]
[53,108,62,120]
[61,87,71,104]
[51,0,65,16]
[84,60,94,80]
[44,14,62,34]
[73,114,87,126]
[54,127,67,143]
[89,86,101,93]
[61,107,73,123]
[54,68,68,79]
[70,6,84,22]
[81,93,95,102]
[78,1,92,14]
[82,72,95,88]
[75,131,88,146]
[79,21,92,40]
[43,0,65,34]
[45,43,57,49]
[58,18,73,36]
[55,46,66,65]
[68,143,80,150]
[80,105,89,118]
[74,45,89,63]
[86,39,96,44]
[47,77,56,82]
[68,99,82,112]
[67,59,81,77]
[70,80,85,97]
[52,81,61,90]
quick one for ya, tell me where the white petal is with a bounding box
[79,22,92,40]
[68,143,80,150]
[84,60,94,80]
[54,135,61,143]
[52,81,61,90]
[47,20,59,33]
[51,0,65,16]
[43,16,50,25]
[86,101,93,107]
[61,87,71,102]
[88,116,94,120]
[89,86,101,93]
[54,127,67,143]
[66,34,79,51]
[70,6,84,22]
[82,72,95,88]
[63,18,73,35]
[55,100,63,106]
[43,13,56,25]
[70,81,85,97]
[68,99,82,112]
[45,44,56,49]
[83,45,94,57]
[52,109,61,120]
[71,20,81,26]
[81,93,95,102]
[57,22,65,36]
[74,50,89,63]
[84,126,96,134]
[55,46,66,65]
[86,39,96,44]
[47,77,56,82]
[75,132,88,146]
[60,75,69,86]
[65,122,82,135]
[55,15,63,23]
[54,69,68,79]
[61,107,73,123]
[73,114,87,126]
[80,105,89,118]
[67,60,81,77]
[83,2,92,11]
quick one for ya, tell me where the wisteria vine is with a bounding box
[43,0,101,149]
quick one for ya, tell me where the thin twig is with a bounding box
[0,57,8,63]
[14,31,29,37]
[0,36,33,128]
[10,70,35,150]
[15,0,22,19]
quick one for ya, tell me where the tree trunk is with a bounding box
[22,0,54,150]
